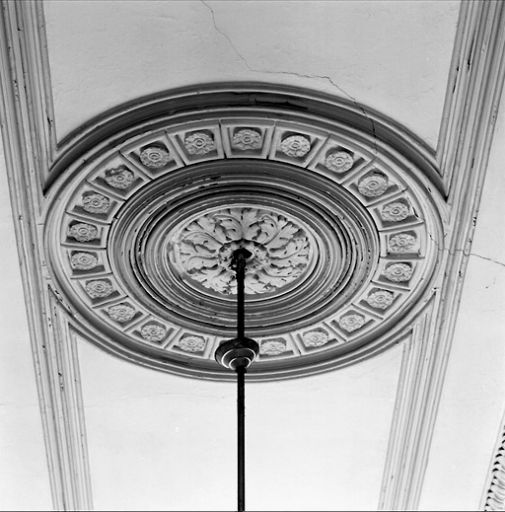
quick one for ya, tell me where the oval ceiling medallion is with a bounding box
[45,85,444,381]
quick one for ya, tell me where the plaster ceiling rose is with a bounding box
[44,84,444,380]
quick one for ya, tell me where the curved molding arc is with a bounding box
[43,85,446,381]
[46,83,442,196]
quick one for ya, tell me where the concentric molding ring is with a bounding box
[44,85,444,381]
[108,160,378,337]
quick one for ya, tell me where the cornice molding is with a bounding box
[0,1,92,509]
[380,1,505,509]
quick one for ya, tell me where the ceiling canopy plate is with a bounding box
[44,84,444,380]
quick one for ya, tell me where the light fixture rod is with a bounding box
[215,248,258,512]
[237,365,246,512]
[232,248,249,512]
[234,248,247,341]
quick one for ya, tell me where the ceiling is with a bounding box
[1,1,505,510]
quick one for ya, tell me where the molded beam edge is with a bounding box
[0,1,92,509]
[379,1,505,509]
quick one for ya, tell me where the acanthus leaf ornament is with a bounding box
[45,88,443,380]
[174,207,311,295]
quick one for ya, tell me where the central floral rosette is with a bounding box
[172,207,311,295]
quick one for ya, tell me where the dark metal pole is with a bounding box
[232,248,248,512]
[237,365,246,512]
[234,249,246,341]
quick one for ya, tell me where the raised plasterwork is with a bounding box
[324,150,354,173]
[139,146,171,169]
[381,201,410,222]
[365,290,394,310]
[44,90,443,381]
[483,420,505,511]
[184,131,216,155]
[279,134,311,157]
[67,223,98,243]
[232,129,263,150]
[172,207,311,295]
[0,0,500,505]
[104,167,135,189]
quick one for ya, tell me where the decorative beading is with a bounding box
[365,290,394,310]
[107,303,136,323]
[325,151,354,173]
[232,129,262,150]
[358,172,389,197]
[381,201,409,222]
[178,335,206,353]
[70,252,98,270]
[338,313,365,332]
[280,135,311,157]
[85,280,113,299]
[184,132,216,155]
[302,329,330,348]
[140,146,171,168]
[104,167,135,189]
[483,422,505,511]
[68,223,98,242]
[140,323,167,342]
[260,339,287,356]
[388,233,416,253]
[384,263,413,282]
[82,193,111,214]
[174,207,311,295]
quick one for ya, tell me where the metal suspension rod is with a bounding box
[233,248,248,512]
[215,248,258,512]
[234,249,246,341]
[237,365,246,512]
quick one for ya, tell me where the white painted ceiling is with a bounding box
[1,1,505,511]
[44,0,459,146]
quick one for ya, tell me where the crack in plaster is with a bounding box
[446,247,505,271]
[200,0,378,154]
[470,252,505,269]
